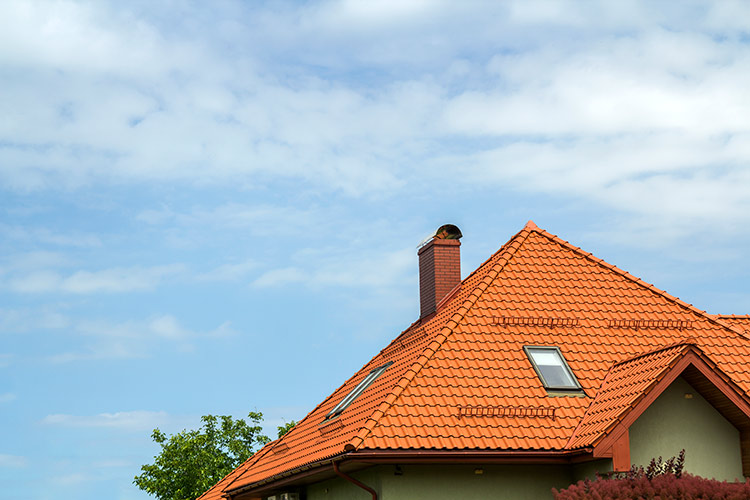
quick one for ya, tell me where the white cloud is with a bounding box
[0,393,16,403]
[252,267,307,288]
[42,410,171,431]
[0,454,27,467]
[48,315,237,363]
[0,224,102,248]
[252,247,413,289]
[48,342,140,364]
[148,315,189,340]
[0,307,70,333]
[196,260,258,282]
[6,264,184,294]
[0,0,748,241]
[51,473,94,486]
[0,354,12,368]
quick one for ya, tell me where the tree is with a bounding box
[276,420,296,438]
[134,412,269,500]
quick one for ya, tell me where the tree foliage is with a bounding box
[134,412,269,500]
[553,451,750,500]
[277,420,296,438]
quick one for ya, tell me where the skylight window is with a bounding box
[524,346,581,390]
[325,361,393,420]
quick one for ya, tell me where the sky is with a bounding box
[1,0,749,498]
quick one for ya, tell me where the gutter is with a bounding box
[225,447,594,497]
[333,461,377,500]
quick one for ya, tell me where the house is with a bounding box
[200,221,750,500]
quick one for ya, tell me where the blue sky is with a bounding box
[1,1,749,498]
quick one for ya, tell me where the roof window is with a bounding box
[325,361,392,420]
[524,346,581,391]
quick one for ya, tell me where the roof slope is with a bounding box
[207,222,750,497]
[717,315,750,333]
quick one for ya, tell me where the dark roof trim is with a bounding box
[225,448,595,497]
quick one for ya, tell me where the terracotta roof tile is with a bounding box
[716,315,750,333]
[203,222,750,498]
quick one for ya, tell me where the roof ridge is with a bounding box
[529,226,750,341]
[612,341,697,368]
[345,224,535,452]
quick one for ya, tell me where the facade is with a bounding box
[200,221,750,500]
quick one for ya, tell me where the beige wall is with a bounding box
[305,467,383,500]
[629,376,743,481]
[305,464,574,500]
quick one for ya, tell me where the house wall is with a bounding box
[571,459,612,481]
[305,466,383,500]
[304,464,575,500]
[629,376,744,481]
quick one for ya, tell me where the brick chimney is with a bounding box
[418,224,462,319]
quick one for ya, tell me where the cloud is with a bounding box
[0,307,70,333]
[0,393,16,403]
[252,247,413,289]
[42,410,172,431]
[252,267,307,288]
[0,0,748,241]
[0,223,102,248]
[0,454,27,467]
[0,354,12,368]
[196,260,258,282]
[51,473,94,486]
[5,264,184,294]
[47,315,237,363]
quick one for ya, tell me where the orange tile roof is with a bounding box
[204,221,750,498]
[716,315,750,333]
[197,440,277,500]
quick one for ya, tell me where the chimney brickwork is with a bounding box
[418,238,461,319]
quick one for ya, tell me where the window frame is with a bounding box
[325,361,393,420]
[523,346,582,391]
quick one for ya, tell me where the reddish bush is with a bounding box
[553,451,750,500]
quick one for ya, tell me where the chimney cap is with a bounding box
[434,224,462,240]
[417,224,463,249]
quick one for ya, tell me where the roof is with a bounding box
[203,221,750,498]
[716,315,750,333]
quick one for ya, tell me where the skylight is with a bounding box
[524,346,581,391]
[325,361,393,420]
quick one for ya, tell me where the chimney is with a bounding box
[418,224,462,319]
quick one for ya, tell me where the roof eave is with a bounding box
[224,448,596,498]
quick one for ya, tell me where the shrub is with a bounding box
[553,451,750,500]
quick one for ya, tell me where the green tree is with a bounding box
[276,420,296,438]
[134,412,269,500]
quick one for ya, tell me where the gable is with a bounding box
[629,376,743,481]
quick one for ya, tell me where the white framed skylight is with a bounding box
[325,361,393,420]
[524,346,582,391]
